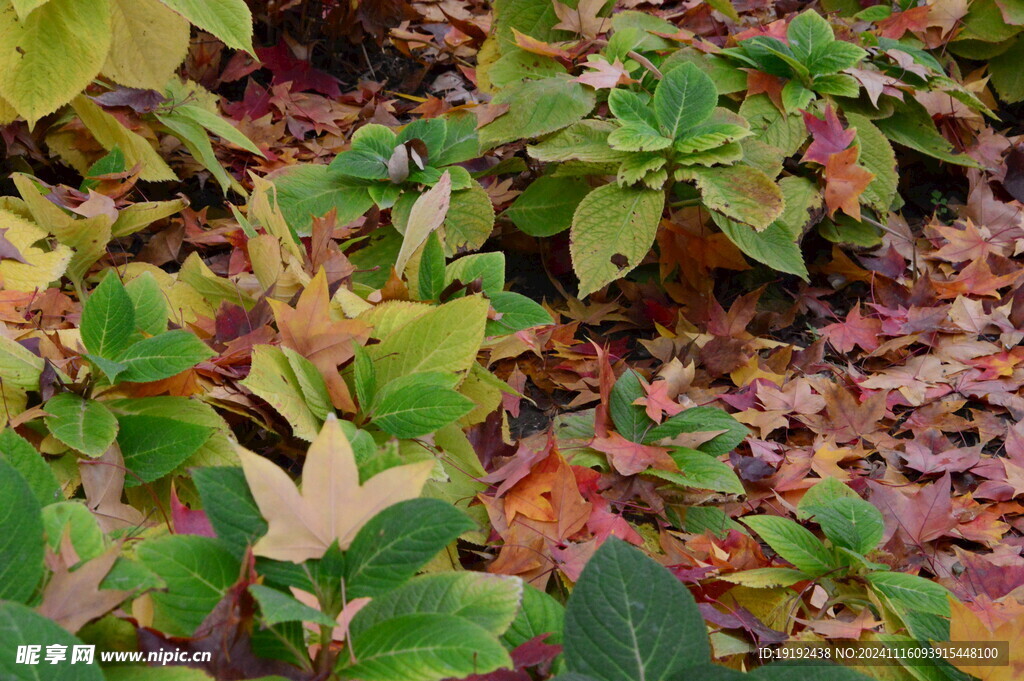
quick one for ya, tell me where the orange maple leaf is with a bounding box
[268,269,371,412]
[824,145,874,220]
[632,377,685,424]
[590,431,677,476]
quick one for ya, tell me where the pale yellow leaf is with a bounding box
[70,95,177,182]
[104,0,190,91]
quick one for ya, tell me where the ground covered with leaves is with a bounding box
[1,1,1024,680]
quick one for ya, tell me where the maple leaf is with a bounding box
[268,268,371,413]
[819,303,882,353]
[38,542,132,633]
[590,431,677,476]
[632,377,685,424]
[944,596,1024,681]
[933,258,1024,299]
[553,0,610,39]
[877,6,930,39]
[79,444,148,534]
[931,220,1001,263]
[824,145,874,220]
[802,105,855,166]
[574,59,637,89]
[238,415,435,562]
[869,472,956,547]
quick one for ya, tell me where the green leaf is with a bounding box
[786,10,834,66]
[366,294,489,387]
[125,271,169,336]
[506,176,591,237]
[810,42,868,76]
[875,100,981,167]
[0,0,112,124]
[811,73,861,97]
[136,535,240,637]
[686,165,784,231]
[718,567,809,588]
[43,394,118,458]
[0,458,44,603]
[480,75,596,148]
[503,583,564,648]
[0,601,105,680]
[743,515,835,576]
[342,613,512,681]
[175,104,263,156]
[644,406,748,454]
[115,412,214,485]
[990,37,1024,103]
[528,121,627,164]
[249,584,338,627]
[417,231,446,301]
[158,0,254,53]
[352,344,377,410]
[444,183,495,254]
[610,369,652,443]
[796,477,858,516]
[865,572,951,617]
[351,572,522,638]
[42,501,104,560]
[330,124,396,180]
[486,291,553,335]
[434,111,480,166]
[713,214,808,280]
[608,122,673,152]
[570,184,664,298]
[193,466,267,557]
[740,94,808,156]
[844,114,898,213]
[444,252,505,296]
[0,429,60,506]
[371,372,474,438]
[653,62,718,140]
[345,498,476,598]
[81,273,135,360]
[564,538,709,681]
[781,80,814,113]
[808,496,884,554]
[646,447,744,495]
[115,329,215,383]
[270,165,374,236]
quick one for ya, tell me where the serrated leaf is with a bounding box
[0,208,71,293]
[81,274,136,360]
[124,271,169,337]
[646,447,745,494]
[480,74,596,148]
[270,165,373,236]
[249,584,338,627]
[653,62,718,140]
[875,100,981,167]
[115,329,215,383]
[786,10,835,66]
[370,372,474,438]
[486,291,553,335]
[570,184,664,298]
[865,572,951,617]
[506,176,591,237]
[564,538,709,681]
[174,104,264,157]
[0,601,105,680]
[104,0,190,91]
[345,498,475,598]
[610,369,652,443]
[158,0,254,53]
[193,466,267,557]
[687,165,784,231]
[136,535,240,637]
[644,406,748,454]
[351,572,521,638]
[366,294,489,387]
[718,567,809,588]
[528,120,628,163]
[0,429,60,506]
[809,496,884,554]
[0,0,111,125]
[503,583,564,648]
[444,183,495,254]
[743,515,835,576]
[343,613,512,681]
[44,394,118,458]
[846,113,898,213]
[115,413,213,484]
[714,211,808,280]
[242,345,325,441]
[0,458,45,603]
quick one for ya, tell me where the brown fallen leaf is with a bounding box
[38,541,132,633]
[79,444,149,533]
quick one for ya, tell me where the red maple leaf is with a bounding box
[819,303,882,353]
[633,377,686,424]
[590,432,676,476]
[824,145,875,220]
[802,105,856,166]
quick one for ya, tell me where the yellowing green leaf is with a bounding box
[238,416,435,562]
[685,165,784,231]
[395,172,452,276]
[0,0,111,124]
[366,295,490,387]
[70,96,177,182]
[158,0,254,54]
[569,184,664,298]
[104,0,190,91]
[240,345,324,441]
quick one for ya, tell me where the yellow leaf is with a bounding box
[0,0,111,124]
[0,94,16,124]
[944,596,1024,681]
[111,198,188,238]
[248,174,303,259]
[238,416,435,562]
[0,208,71,291]
[103,0,190,91]
[70,95,177,182]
